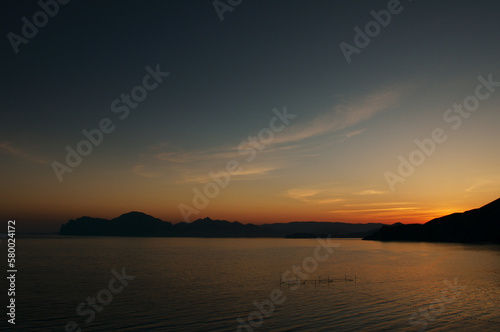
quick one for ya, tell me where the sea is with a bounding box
[2,237,500,331]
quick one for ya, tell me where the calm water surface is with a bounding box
[4,237,500,331]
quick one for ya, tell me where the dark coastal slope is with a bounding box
[363,197,500,243]
[59,213,384,238]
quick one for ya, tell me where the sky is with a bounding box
[1,0,500,232]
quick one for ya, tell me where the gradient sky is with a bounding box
[1,0,500,232]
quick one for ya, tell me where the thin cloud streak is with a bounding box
[331,207,419,213]
[465,177,500,194]
[356,189,387,195]
[343,202,416,207]
[134,84,412,185]
[286,188,344,205]
[132,164,164,178]
[179,164,282,184]
[156,149,239,163]
[148,85,410,166]
[270,86,409,146]
[0,142,47,164]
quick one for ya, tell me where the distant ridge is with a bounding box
[58,214,384,238]
[363,197,500,243]
[262,221,385,238]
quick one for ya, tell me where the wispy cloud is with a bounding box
[270,86,408,146]
[321,197,463,223]
[181,164,282,184]
[465,177,500,194]
[286,188,344,205]
[156,149,239,163]
[356,189,387,195]
[330,207,418,213]
[132,164,163,178]
[343,201,417,207]
[134,84,411,183]
[149,85,409,165]
[0,142,47,164]
[132,159,283,183]
[345,129,367,138]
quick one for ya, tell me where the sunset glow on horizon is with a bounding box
[2,1,500,233]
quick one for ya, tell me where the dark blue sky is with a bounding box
[2,1,500,231]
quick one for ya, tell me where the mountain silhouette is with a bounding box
[59,214,279,237]
[363,197,500,243]
[59,214,384,238]
[59,212,173,236]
